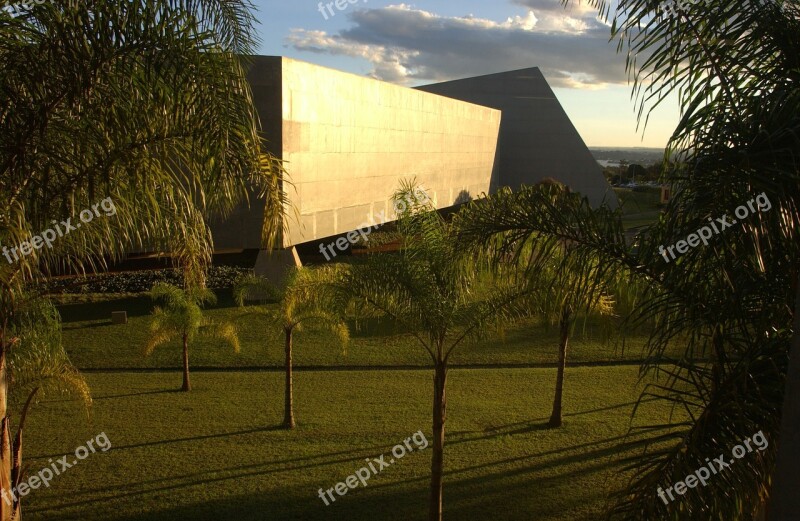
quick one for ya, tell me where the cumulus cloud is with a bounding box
[285,3,627,89]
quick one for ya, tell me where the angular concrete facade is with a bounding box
[211,56,502,250]
[211,58,617,261]
[416,67,617,207]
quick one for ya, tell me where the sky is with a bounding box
[253,0,681,148]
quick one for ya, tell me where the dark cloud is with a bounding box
[286,4,628,89]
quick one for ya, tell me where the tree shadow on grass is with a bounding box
[69,483,430,521]
[26,429,642,521]
[92,389,183,401]
[450,397,661,439]
[26,441,431,519]
[27,425,286,460]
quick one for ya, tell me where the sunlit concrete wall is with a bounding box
[416,67,618,208]
[279,57,501,247]
[211,56,502,250]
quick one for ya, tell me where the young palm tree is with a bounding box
[333,182,530,521]
[483,185,619,429]
[234,266,348,429]
[6,295,91,518]
[535,261,615,428]
[145,283,239,392]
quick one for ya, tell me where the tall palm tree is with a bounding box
[456,184,623,431]
[145,283,239,392]
[333,182,530,521]
[572,0,798,517]
[234,266,348,429]
[0,1,285,517]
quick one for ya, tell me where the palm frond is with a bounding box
[200,321,240,354]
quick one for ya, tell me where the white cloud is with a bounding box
[285,3,628,89]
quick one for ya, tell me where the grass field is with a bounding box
[9,292,685,520]
[614,187,663,229]
[23,367,673,521]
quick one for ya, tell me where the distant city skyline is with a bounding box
[254,0,680,148]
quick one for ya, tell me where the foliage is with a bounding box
[144,283,239,357]
[351,230,403,249]
[562,0,800,517]
[459,0,800,500]
[233,267,349,349]
[0,0,288,289]
[336,181,530,364]
[7,295,90,414]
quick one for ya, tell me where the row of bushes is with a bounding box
[36,266,252,294]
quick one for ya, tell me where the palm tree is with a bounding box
[145,283,239,392]
[234,267,348,429]
[456,184,622,431]
[333,181,530,521]
[1,1,285,517]
[454,0,800,514]
[6,295,90,518]
[572,0,798,517]
[457,176,790,519]
[536,260,615,428]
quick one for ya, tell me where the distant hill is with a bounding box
[589,147,665,166]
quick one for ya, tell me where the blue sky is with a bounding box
[253,0,680,148]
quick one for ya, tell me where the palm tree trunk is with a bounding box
[181,333,191,392]
[549,307,571,428]
[768,276,800,519]
[283,328,295,429]
[430,360,447,521]
[0,341,12,521]
[9,388,38,520]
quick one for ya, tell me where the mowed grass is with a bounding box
[614,188,663,229]
[23,367,674,521]
[58,294,665,370]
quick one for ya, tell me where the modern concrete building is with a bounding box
[211,56,502,253]
[416,67,617,208]
[209,56,615,276]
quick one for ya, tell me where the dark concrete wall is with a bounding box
[415,67,618,207]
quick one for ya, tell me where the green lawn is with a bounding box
[23,367,674,521]
[614,187,663,229]
[33,293,687,520]
[58,294,664,370]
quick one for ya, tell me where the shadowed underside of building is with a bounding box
[208,56,615,278]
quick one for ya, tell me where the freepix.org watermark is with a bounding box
[317,0,366,20]
[2,0,51,18]
[1,197,117,265]
[1,432,111,506]
[317,430,428,506]
[318,186,431,261]
[656,430,768,505]
[659,192,772,263]
[659,0,788,18]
